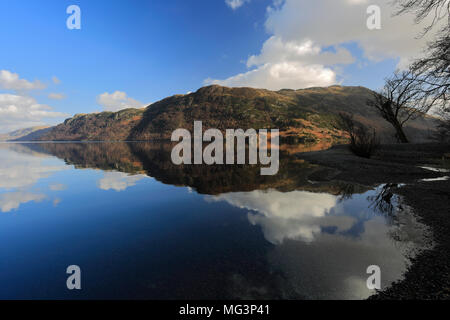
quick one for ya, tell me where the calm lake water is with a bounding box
[0,142,428,299]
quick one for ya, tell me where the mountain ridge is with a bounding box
[15,85,439,143]
[0,126,52,141]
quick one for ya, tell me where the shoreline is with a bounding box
[297,143,450,299]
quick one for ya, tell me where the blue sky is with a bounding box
[0,0,435,132]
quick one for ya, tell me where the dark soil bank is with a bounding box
[297,143,450,299]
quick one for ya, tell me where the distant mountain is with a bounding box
[36,85,438,143]
[0,126,52,141]
[36,108,145,141]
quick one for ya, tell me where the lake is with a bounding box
[0,142,429,299]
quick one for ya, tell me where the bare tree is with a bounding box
[394,0,449,123]
[412,25,449,106]
[367,70,436,143]
[394,0,450,33]
[338,113,379,158]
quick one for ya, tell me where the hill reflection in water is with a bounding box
[0,142,428,299]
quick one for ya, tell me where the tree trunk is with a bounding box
[393,122,409,143]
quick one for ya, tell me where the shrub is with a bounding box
[339,113,380,158]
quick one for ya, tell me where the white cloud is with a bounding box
[98,172,147,191]
[0,93,68,132]
[207,186,429,299]
[0,146,67,189]
[264,0,443,68]
[246,37,355,68]
[0,191,46,212]
[0,145,68,212]
[208,0,444,90]
[207,189,356,243]
[206,36,354,90]
[225,0,250,10]
[206,62,337,90]
[97,91,145,112]
[48,93,66,100]
[0,70,46,91]
[0,70,66,132]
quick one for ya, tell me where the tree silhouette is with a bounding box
[367,70,436,143]
[394,0,449,139]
